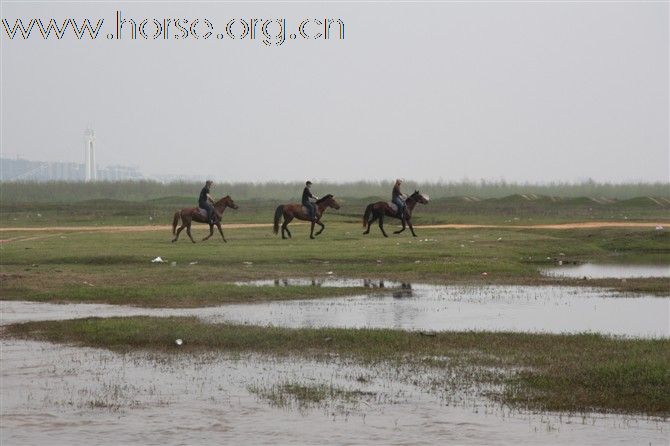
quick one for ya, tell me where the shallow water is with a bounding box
[3,283,668,338]
[543,264,670,279]
[2,339,667,445]
[213,285,670,338]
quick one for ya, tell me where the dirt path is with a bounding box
[0,221,667,236]
[419,222,668,230]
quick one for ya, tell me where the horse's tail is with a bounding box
[363,203,374,227]
[273,205,283,234]
[172,211,180,234]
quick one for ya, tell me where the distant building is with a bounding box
[0,157,142,182]
[98,165,143,181]
[1,127,143,182]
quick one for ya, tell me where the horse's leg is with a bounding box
[315,220,325,236]
[173,223,185,242]
[186,221,196,243]
[394,217,407,234]
[282,216,293,239]
[408,218,417,237]
[202,223,214,241]
[379,215,389,238]
[363,213,377,235]
[309,220,316,239]
[217,222,226,242]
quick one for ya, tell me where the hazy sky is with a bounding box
[1,1,668,182]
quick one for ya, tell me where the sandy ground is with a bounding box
[0,221,667,235]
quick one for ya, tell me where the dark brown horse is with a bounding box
[172,195,239,243]
[273,194,340,239]
[362,190,429,237]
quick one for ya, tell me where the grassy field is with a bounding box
[1,223,669,306]
[2,193,669,227]
[5,316,669,416]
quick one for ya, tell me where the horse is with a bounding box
[362,190,429,237]
[273,194,340,239]
[172,195,239,243]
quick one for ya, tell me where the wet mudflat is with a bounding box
[543,263,670,279]
[2,279,668,444]
[1,339,667,445]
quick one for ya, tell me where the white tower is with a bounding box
[84,127,97,181]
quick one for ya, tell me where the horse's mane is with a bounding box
[405,191,424,202]
[214,195,231,205]
[316,194,333,204]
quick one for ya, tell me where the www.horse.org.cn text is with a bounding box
[2,11,345,46]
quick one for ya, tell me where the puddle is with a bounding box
[211,285,669,338]
[2,283,668,338]
[543,264,670,279]
[2,339,667,445]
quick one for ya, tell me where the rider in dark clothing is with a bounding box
[198,180,216,224]
[302,181,318,221]
[392,179,406,219]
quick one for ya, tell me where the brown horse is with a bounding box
[172,195,239,243]
[362,190,429,237]
[273,194,340,239]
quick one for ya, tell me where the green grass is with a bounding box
[5,316,668,416]
[0,281,383,307]
[1,225,668,307]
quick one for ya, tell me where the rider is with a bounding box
[302,180,319,222]
[392,178,407,219]
[198,180,217,225]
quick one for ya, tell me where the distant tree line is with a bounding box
[0,179,668,203]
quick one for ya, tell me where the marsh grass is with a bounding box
[5,316,668,416]
[248,382,377,410]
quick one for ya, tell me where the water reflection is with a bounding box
[392,283,413,298]
[262,278,415,297]
[543,264,670,279]
[240,278,411,289]
[273,278,323,287]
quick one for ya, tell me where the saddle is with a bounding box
[388,202,405,218]
[196,207,219,223]
[302,205,318,217]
